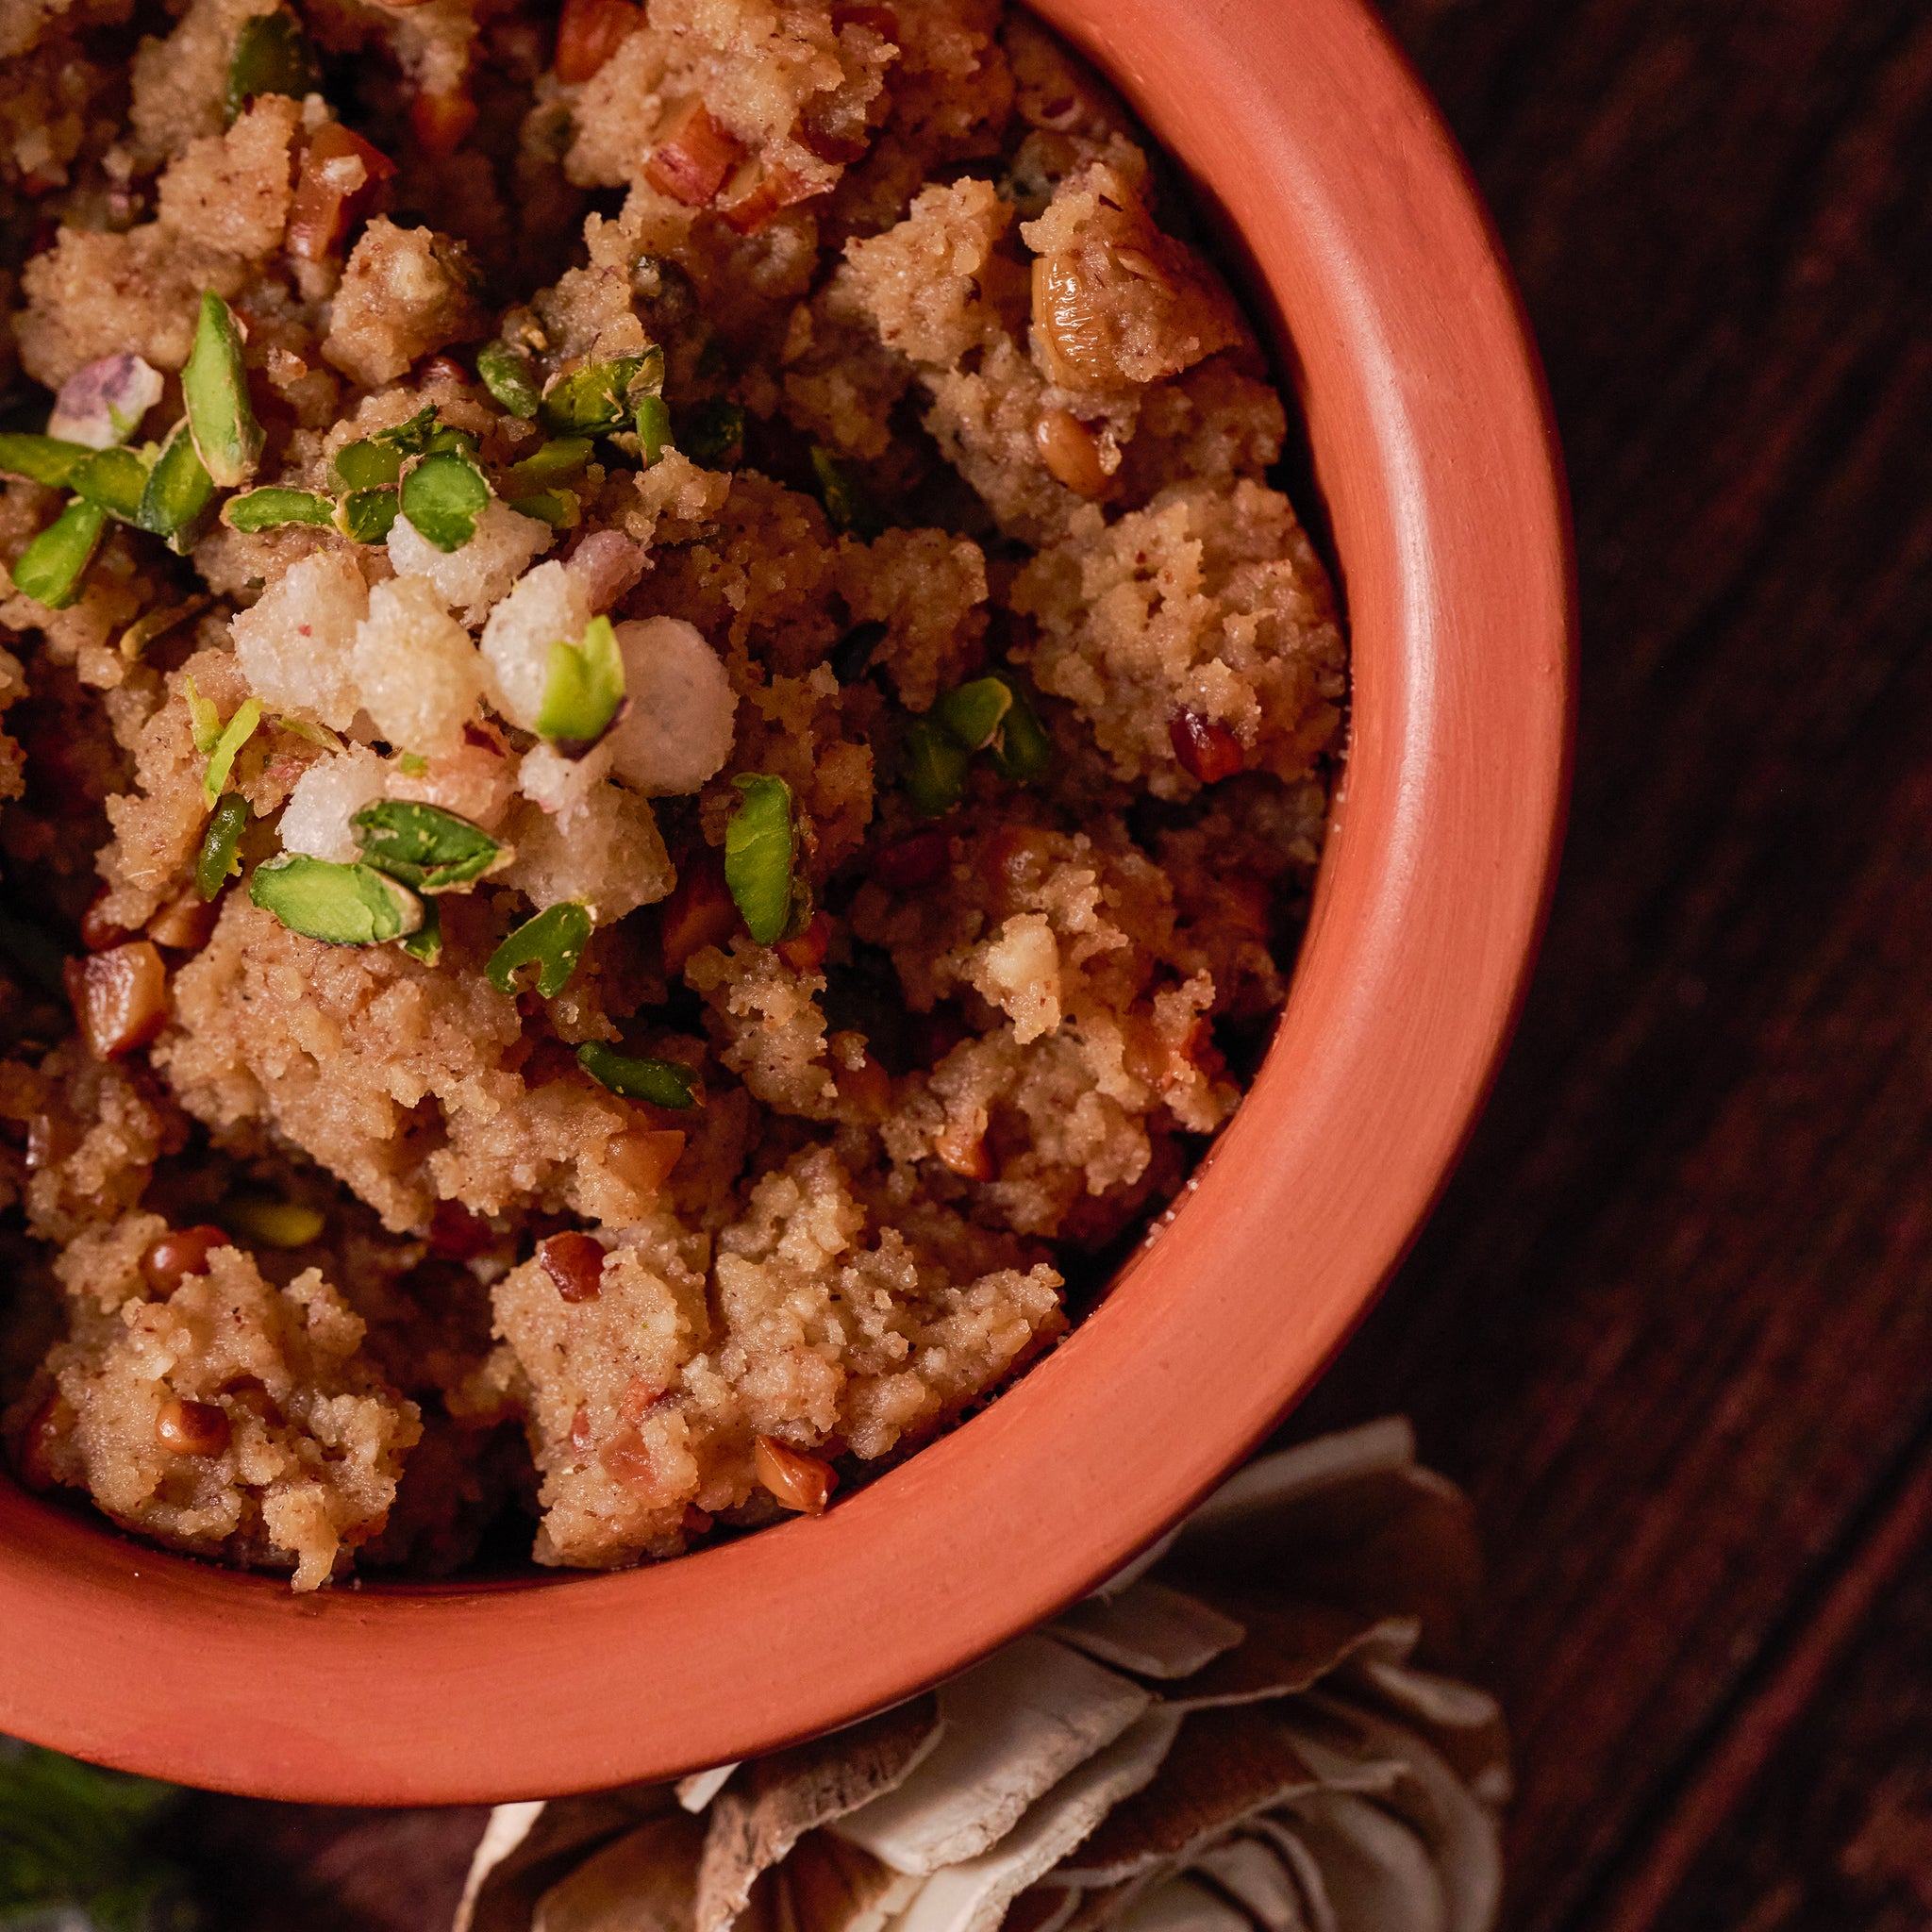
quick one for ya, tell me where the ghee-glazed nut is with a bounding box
[141,1224,233,1294]
[602,1127,686,1197]
[146,890,219,951]
[156,1397,231,1457]
[643,99,742,206]
[659,856,738,974]
[1031,252,1128,393]
[539,1230,607,1303]
[933,1123,993,1181]
[64,941,168,1059]
[1169,708,1245,784]
[1034,408,1108,497]
[13,1390,71,1491]
[755,1434,838,1515]
[80,893,130,951]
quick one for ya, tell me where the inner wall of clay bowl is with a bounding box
[0,0,1570,1802]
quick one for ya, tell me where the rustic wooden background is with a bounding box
[170,0,1932,1925]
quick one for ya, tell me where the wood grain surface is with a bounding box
[172,1,1932,1925]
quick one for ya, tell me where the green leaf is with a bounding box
[508,489,578,530]
[224,1195,325,1246]
[181,675,221,756]
[399,448,489,552]
[328,439,404,491]
[902,716,969,817]
[634,393,672,469]
[988,673,1052,782]
[225,6,320,123]
[575,1041,700,1108]
[401,894,441,963]
[476,341,541,418]
[682,397,744,469]
[536,613,625,746]
[137,420,216,551]
[724,774,796,946]
[0,432,93,488]
[203,695,261,807]
[508,437,592,488]
[336,487,400,544]
[934,675,1013,754]
[196,791,249,899]
[487,900,591,998]
[352,798,508,891]
[809,444,882,540]
[182,291,262,490]
[222,486,334,533]
[539,351,661,436]
[10,497,107,610]
[249,852,425,945]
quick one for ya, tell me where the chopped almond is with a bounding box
[146,890,218,952]
[755,1434,838,1515]
[286,123,396,262]
[65,941,168,1060]
[603,1126,686,1197]
[660,854,738,974]
[716,158,823,235]
[556,0,641,85]
[933,1121,993,1181]
[141,1225,233,1294]
[644,100,742,207]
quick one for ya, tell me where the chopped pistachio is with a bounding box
[809,444,882,540]
[426,424,480,458]
[275,716,343,750]
[372,406,440,456]
[682,397,744,469]
[329,439,404,491]
[539,352,660,436]
[48,354,164,451]
[249,853,425,945]
[536,614,625,747]
[397,752,428,776]
[182,675,222,755]
[401,896,441,964]
[202,696,262,807]
[988,673,1052,783]
[487,900,591,998]
[476,341,541,419]
[138,420,217,552]
[182,291,262,490]
[902,716,970,817]
[10,497,107,610]
[195,792,248,899]
[508,490,578,530]
[71,445,153,523]
[223,1196,326,1247]
[398,448,489,551]
[352,799,508,892]
[934,675,1013,754]
[724,774,796,946]
[0,433,93,489]
[508,437,592,488]
[336,487,400,544]
[575,1041,700,1109]
[223,486,334,533]
[635,393,672,469]
[225,7,320,124]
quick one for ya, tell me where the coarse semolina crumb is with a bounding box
[0,0,1346,1588]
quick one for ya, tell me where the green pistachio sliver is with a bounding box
[223,1196,326,1247]
[476,341,541,419]
[203,696,262,807]
[426,424,480,458]
[989,675,1052,783]
[539,353,658,436]
[903,716,970,817]
[10,497,107,610]
[71,445,153,522]
[275,715,343,750]
[0,433,94,489]
[724,774,796,947]
[508,490,578,530]
[138,420,217,550]
[329,439,404,491]
[575,1041,700,1109]
[225,7,320,124]
[397,752,428,776]
[182,675,222,755]
[635,393,672,469]
[509,437,592,488]
[196,792,249,899]
[223,486,334,533]
[249,852,425,945]
[399,449,489,552]
[374,406,441,456]
[682,398,744,469]
[352,799,508,892]
[934,675,1013,754]
[487,901,591,998]
[808,444,882,541]
[536,614,625,746]
[337,487,400,544]
[401,896,441,963]
[182,291,262,490]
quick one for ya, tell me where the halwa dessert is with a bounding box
[0,0,1346,1588]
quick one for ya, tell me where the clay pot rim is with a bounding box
[0,0,1572,1802]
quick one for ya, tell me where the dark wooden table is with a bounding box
[172,3,1932,1925]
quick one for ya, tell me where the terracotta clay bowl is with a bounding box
[0,0,1572,1800]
